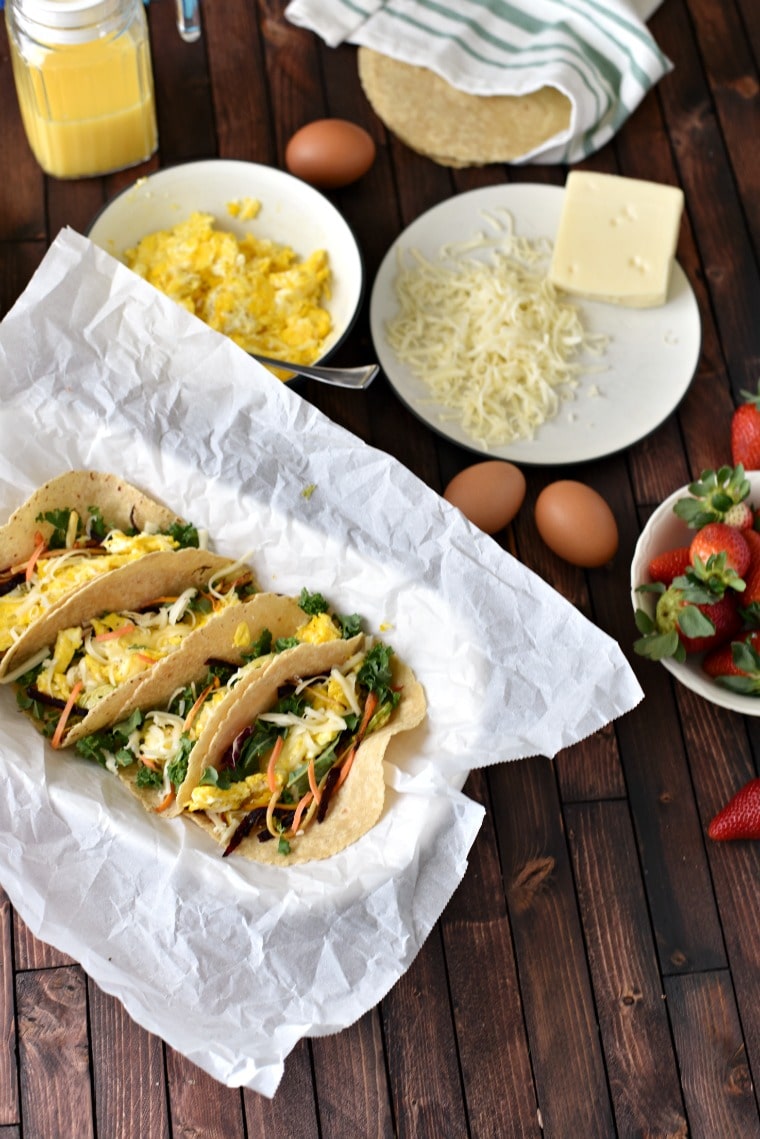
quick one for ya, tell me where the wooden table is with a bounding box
[1,1,759,1136]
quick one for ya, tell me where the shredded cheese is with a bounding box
[386,209,608,448]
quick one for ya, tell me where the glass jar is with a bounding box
[5,0,158,179]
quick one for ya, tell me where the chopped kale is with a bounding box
[337,612,362,639]
[166,521,199,549]
[243,628,272,661]
[298,588,329,616]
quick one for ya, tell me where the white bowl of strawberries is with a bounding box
[631,465,760,713]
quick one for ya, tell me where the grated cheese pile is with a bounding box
[386,210,608,448]
[124,205,333,378]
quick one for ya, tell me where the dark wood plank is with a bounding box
[147,0,216,164]
[310,1014,394,1138]
[0,891,18,1127]
[381,931,469,1139]
[88,981,170,1139]
[244,1039,319,1136]
[685,0,760,250]
[565,801,687,1137]
[443,771,540,1138]
[489,757,616,1137]
[655,0,760,402]
[16,967,94,1139]
[665,970,760,1138]
[164,1049,246,1137]
[205,0,274,162]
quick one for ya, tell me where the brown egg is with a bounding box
[444,461,526,534]
[285,119,376,189]
[535,480,618,567]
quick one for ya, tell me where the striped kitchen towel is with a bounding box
[284,0,671,164]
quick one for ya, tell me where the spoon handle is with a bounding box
[251,355,379,390]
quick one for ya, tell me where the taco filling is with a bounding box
[189,639,399,858]
[14,563,256,746]
[0,505,200,658]
[73,595,358,815]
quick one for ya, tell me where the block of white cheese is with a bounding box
[548,172,684,308]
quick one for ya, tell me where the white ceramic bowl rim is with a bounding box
[630,471,760,714]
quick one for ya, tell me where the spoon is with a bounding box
[251,355,380,390]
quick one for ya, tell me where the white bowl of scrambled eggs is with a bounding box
[87,159,364,378]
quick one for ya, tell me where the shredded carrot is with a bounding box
[155,787,176,813]
[183,678,219,733]
[307,758,322,804]
[135,653,158,665]
[93,622,135,642]
[51,680,84,749]
[335,745,357,791]
[266,735,284,793]
[290,790,313,835]
[139,755,161,772]
[25,532,48,582]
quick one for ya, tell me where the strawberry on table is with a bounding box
[708,778,760,841]
[731,384,760,472]
[673,464,754,529]
[647,546,692,586]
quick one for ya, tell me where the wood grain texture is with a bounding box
[16,967,94,1139]
[88,981,170,1139]
[666,971,760,1138]
[0,891,18,1127]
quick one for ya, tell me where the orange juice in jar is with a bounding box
[5,0,158,179]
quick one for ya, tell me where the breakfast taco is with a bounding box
[72,589,364,819]
[182,633,426,866]
[11,549,257,748]
[0,470,205,681]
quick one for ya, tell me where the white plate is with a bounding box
[370,184,701,465]
[630,472,760,715]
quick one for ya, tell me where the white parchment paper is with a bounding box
[0,229,643,1096]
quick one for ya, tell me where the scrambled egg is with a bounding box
[294,612,342,644]
[186,671,353,813]
[124,210,333,376]
[0,531,178,653]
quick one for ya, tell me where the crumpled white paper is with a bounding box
[0,228,643,1096]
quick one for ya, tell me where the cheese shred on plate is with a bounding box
[386,210,608,447]
[124,206,333,377]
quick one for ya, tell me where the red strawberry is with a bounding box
[702,629,760,684]
[634,585,741,661]
[708,778,760,841]
[740,529,760,617]
[647,546,692,586]
[689,521,750,580]
[731,385,760,471]
[675,593,742,654]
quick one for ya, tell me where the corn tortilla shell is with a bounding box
[357,48,572,167]
[0,470,198,679]
[188,644,427,866]
[55,551,251,746]
[114,594,329,815]
[0,470,181,567]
